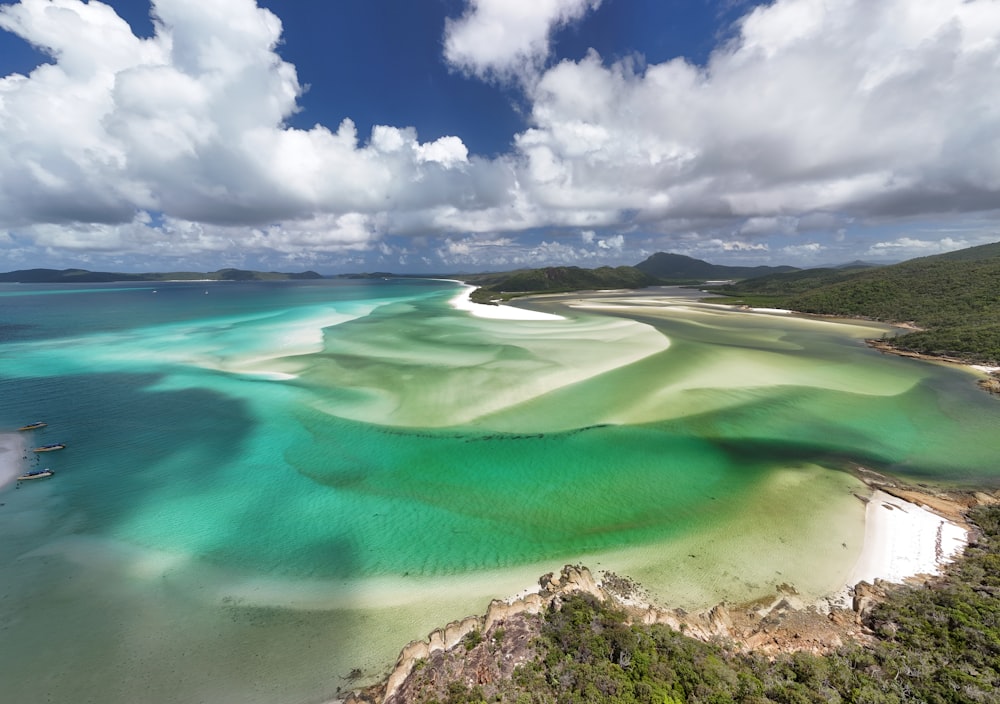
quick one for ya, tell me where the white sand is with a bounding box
[836,489,967,603]
[0,432,27,489]
[747,307,793,314]
[449,285,565,321]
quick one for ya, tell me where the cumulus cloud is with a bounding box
[512,0,1000,242]
[0,0,505,260]
[865,236,972,260]
[597,233,624,250]
[443,0,602,82]
[2,0,1000,271]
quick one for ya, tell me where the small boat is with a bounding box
[18,421,47,431]
[33,443,65,452]
[18,468,53,480]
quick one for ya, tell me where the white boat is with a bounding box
[18,468,54,480]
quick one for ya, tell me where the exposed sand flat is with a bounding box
[837,489,967,602]
[449,285,565,320]
[0,432,27,489]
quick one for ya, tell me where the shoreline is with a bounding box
[447,283,565,321]
[828,485,968,609]
[349,478,984,704]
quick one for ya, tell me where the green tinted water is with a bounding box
[1,281,998,704]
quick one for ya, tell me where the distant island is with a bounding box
[0,267,323,283]
[6,241,998,368]
[449,243,1000,370]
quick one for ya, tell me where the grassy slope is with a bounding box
[718,243,1000,365]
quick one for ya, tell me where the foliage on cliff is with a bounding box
[403,506,1000,704]
[465,266,658,302]
[718,241,1000,365]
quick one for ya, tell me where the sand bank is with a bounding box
[834,489,967,604]
[449,285,564,321]
[0,432,27,490]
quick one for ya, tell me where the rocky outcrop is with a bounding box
[359,565,603,704]
[346,563,891,704]
[345,483,999,704]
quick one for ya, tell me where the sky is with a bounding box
[1,0,1000,274]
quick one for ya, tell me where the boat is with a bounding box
[33,443,65,452]
[18,421,47,431]
[18,468,53,480]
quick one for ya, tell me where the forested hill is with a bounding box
[634,251,798,280]
[719,242,1000,365]
[0,268,323,283]
[465,266,658,302]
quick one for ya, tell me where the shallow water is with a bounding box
[1,280,998,704]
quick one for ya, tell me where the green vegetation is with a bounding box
[416,505,1000,704]
[634,252,798,281]
[718,242,1000,365]
[0,267,323,283]
[464,266,658,303]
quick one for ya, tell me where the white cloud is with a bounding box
[443,0,602,83]
[597,233,624,250]
[0,0,501,260]
[865,236,972,260]
[2,0,1000,271]
[511,0,1000,237]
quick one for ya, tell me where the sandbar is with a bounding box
[833,489,967,605]
[0,432,27,490]
[449,285,565,321]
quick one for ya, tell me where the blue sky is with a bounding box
[1,0,999,274]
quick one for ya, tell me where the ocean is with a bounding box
[1,279,998,704]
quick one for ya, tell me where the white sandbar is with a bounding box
[449,285,565,321]
[842,489,967,593]
[0,432,27,490]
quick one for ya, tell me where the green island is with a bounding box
[462,242,1000,382]
[713,242,1000,368]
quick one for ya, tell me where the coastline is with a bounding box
[829,485,968,607]
[447,283,565,321]
[867,339,1000,394]
[352,479,986,704]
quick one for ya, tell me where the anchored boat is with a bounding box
[33,443,65,452]
[18,468,54,480]
[18,421,47,431]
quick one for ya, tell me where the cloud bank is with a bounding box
[1,0,999,270]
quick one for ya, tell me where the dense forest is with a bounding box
[399,505,1000,704]
[464,266,659,302]
[717,242,1000,365]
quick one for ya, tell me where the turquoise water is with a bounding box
[1,280,999,704]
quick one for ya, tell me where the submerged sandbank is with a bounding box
[0,432,26,489]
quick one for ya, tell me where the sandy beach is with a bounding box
[832,488,968,606]
[449,284,565,320]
